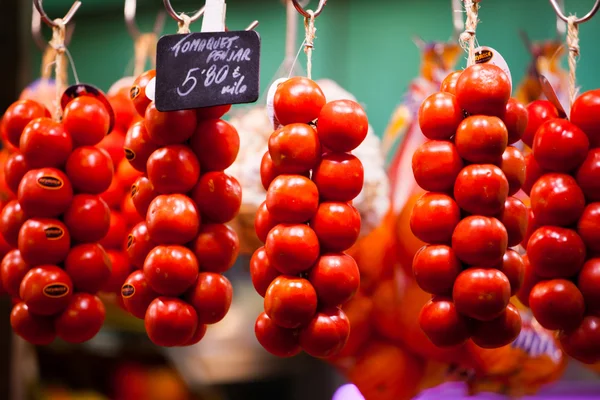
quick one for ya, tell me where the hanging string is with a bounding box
[133,33,158,77]
[303,10,316,79]
[177,13,192,34]
[459,0,480,67]
[566,15,580,106]
[48,18,68,122]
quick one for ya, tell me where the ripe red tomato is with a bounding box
[502,98,528,144]
[310,202,360,252]
[317,100,368,152]
[412,140,463,193]
[63,194,111,243]
[19,265,73,316]
[18,218,70,265]
[99,210,127,250]
[131,176,157,217]
[470,302,521,349]
[4,152,29,194]
[250,247,280,297]
[559,316,600,364]
[189,119,239,172]
[63,96,111,146]
[412,245,462,296]
[452,216,508,267]
[0,200,26,247]
[115,157,144,189]
[144,297,198,347]
[308,253,360,307]
[299,307,350,358]
[121,270,159,319]
[196,104,231,120]
[453,268,511,321]
[254,311,301,357]
[268,123,321,174]
[146,145,200,194]
[418,296,470,347]
[578,203,600,254]
[101,250,131,293]
[516,255,541,307]
[20,118,72,168]
[64,243,111,294]
[441,71,462,95]
[499,197,528,247]
[190,172,241,223]
[54,293,105,344]
[577,258,600,315]
[273,77,326,125]
[571,89,600,148]
[144,245,199,296]
[522,100,559,148]
[100,176,126,209]
[312,153,364,202]
[121,192,143,227]
[10,302,55,345]
[521,209,539,250]
[96,128,126,167]
[144,103,197,145]
[130,70,155,117]
[126,222,156,269]
[522,153,547,196]
[454,164,509,216]
[455,64,511,117]
[337,292,373,358]
[576,148,600,201]
[254,201,279,243]
[496,249,524,296]
[260,152,280,191]
[529,279,584,331]
[146,194,200,244]
[1,250,31,298]
[108,86,136,132]
[500,146,526,195]
[264,275,318,329]
[533,119,589,172]
[527,226,586,278]
[185,323,208,346]
[123,121,159,173]
[185,272,232,325]
[190,224,239,273]
[3,100,50,148]
[18,168,73,218]
[418,92,463,140]
[266,175,318,223]
[265,224,320,275]
[410,193,460,244]
[455,116,508,163]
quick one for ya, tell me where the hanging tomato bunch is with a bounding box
[119,69,241,347]
[410,63,529,349]
[252,77,366,358]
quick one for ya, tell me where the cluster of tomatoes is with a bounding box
[251,76,367,358]
[0,93,116,345]
[411,63,530,349]
[517,90,600,364]
[116,70,241,347]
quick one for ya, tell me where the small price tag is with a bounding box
[155,30,261,112]
[474,46,513,91]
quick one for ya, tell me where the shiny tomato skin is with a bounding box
[190,224,239,273]
[418,92,463,140]
[126,222,156,269]
[264,275,318,329]
[521,209,539,250]
[196,104,231,120]
[455,64,511,117]
[522,153,548,196]
[191,172,241,224]
[499,197,528,247]
[63,96,111,146]
[144,103,197,145]
[0,250,31,298]
[312,153,364,202]
[185,272,233,325]
[260,152,280,191]
[143,245,199,296]
[19,265,73,316]
[123,121,159,173]
[131,176,157,218]
[4,152,29,195]
[502,98,528,144]
[98,210,127,250]
[144,297,198,347]
[455,116,508,163]
[250,247,280,297]
[131,70,155,117]
[299,307,350,358]
[266,175,319,223]
[18,218,70,266]
[578,258,600,314]
[576,148,600,201]
[184,324,208,346]
[18,168,73,218]
[559,316,600,364]
[121,270,159,319]
[454,164,509,216]
[308,253,360,307]
[522,100,559,147]
[146,194,200,245]
[452,216,508,267]
[496,249,524,296]
[269,123,321,174]
[10,302,55,345]
[64,243,111,294]
[578,203,600,254]
[255,312,301,357]
[190,119,239,172]
[453,268,511,321]
[529,279,585,331]
[471,302,521,349]
[500,146,526,195]
[254,201,279,243]
[3,100,50,148]
[317,100,369,152]
[418,296,471,347]
[63,194,111,244]
[412,140,463,193]
[410,193,461,244]
[0,200,26,248]
[265,224,320,275]
[65,146,114,194]
[516,255,541,307]
[441,71,462,95]
[527,226,586,279]
[310,202,360,252]
[412,245,462,296]
[146,145,200,194]
[20,118,72,168]
[101,250,132,293]
[571,89,600,147]
[274,77,326,125]
[54,293,105,344]
[533,119,589,172]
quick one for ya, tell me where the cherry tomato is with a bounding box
[521,209,539,250]
[65,146,114,194]
[121,270,159,319]
[185,323,208,346]
[101,250,131,293]
[578,203,600,254]
[265,224,320,275]
[254,201,279,243]
[269,123,321,174]
[64,243,111,294]
[1,250,31,298]
[412,245,462,296]
[10,302,55,345]
[250,246,280,297]
[130,70,155,117]
[0,200,26,248]
[527,226,586,278]
[144,103,197,145]
[452,216,508,267]
[497,249,524,296]
[146,194,200,244]
[189,118,239,172]
[108,86,136,132]
[317,100,368,152]
[454,164,509,216]
[499,197,528,247]
[264,275,318,329]
[116,156,144,189]
[529,279,584,331]
[266,175,318,223]
[100,176,126,209]
[299,307,350,358]
[500,146,526,195]
[191,172,241,223]
[576,148,600,201]
[121,192,143,227]
[260,152,280,191]
[255,311,301,357]
[146,145,200,194]
[455,64,511,117]
[131,176,157,218]
[533,119,589,172]
[196,104,231,120]
[571,89,600,148]
[522,100,559,148]
[3,100,50,148]
[63,194,111,244]
[418,92,463,140]
[190,224,239,273]
[273,77,326,125]
[470,302,521,349]
[20,265,73,316]
[412,140,463,192]
[559,316,600,364]
[144,245,199,296]
[4,152,29,195]
[516,255,541,307]
[97,128,126,167]
[144,297,198,347]
[453,268,511,321]
[455,116,508,163]
[20,118,72,168]
[410,193,461,244]
[441,71,462,95]
[123,121,159,173]
[418,296,470,347]
[310,202,360,252]
[54,293,105,344]
[502,98,528,144]
[312,153,364,202]
[308,253,359,307]
[577,258,600,315]
[18,218,70,266]
[99,210,127,250]
[126,222,156,269]
[522,153,547,196]
[63,96,111,146]
[18,168,73,218]
[185,272,232,325]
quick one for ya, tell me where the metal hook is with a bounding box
[291,0,327,18]
[32,2,76,50]
[125,0,166,40]
[554,0,567,36]
[162,1,205,24]
[33,0,81,28]
[549,0,600,23]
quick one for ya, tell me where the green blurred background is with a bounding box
[29,0,600,134]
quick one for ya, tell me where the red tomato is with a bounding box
[144,245,199,296]
[454,164,509,216]
[310,202,360,252]
[63,96,111,146]
[496,249,524,296]
[4,152,29,195]
[410,193,460,244]
[185,323,208,346]
[455,64,511,117]
[502,98,528,144]
[266,175,319,223]
[522,153,548,196]
[250,246,280,297]
[418,92,463,140]
[273,77,326,125]
[190,224,239,273]
[123,121,159,173]
[115,157,144,189]
[559,316,600,364]
[312,153,364,202]
[126,222,156,269]
[254,312,301,357]
[19,265,73,316]
[121,270,159,319]
[0,200,26,247]
[3,100,50,148]
[527,226,586,278]
[99,210,127,250]
[308,253,360,307]
[571,89,600,148]
[0,250,31,298]
[499,196,528,247]
[65,146,114,194]
[20,118,72,168]
[299,307,350,358]
[54,293,105,343]
[529,279,584,331]
[418,296,470,347]
[189,119,239,172]
[533,119,589,172]
[144,297,198,347]
[451,216,508,267]
[455,116,508,163]
[412,140,464,193]
[146,145,200,194]
[63,194,111,244]
[578,203,600,254]
[500,146,526,195]
[108,87,136,132]
[264,275,318,329]
[100,176,126,209]
[577,258,600,315]
[412,245,462,296]
[190,172,241,223]
[470,302,521,349]
[516,255,541,307]
[184,272,232,324]
[121,192,143,227]
[131,176,157,218]
[0,235,11,261]
[101,250,131,293]
[576,148,600,201]
[317,100,368,152]
[196,104,231,120]
[18,218,70,266]
[146,194,200,244]
[265,224,320,275]
[144,103,197,145]
[18,168,73,218]
[64,243,111,294]
[269,123,321,174]
[337,292,373,358]
[260,151,280,191]
[130,70,155,117]
[10,302,55,345]
[441,71,462,95]
[96,128,126,167]
[522,100,559,147]
[254,201,279,243]
[453,268,511,321]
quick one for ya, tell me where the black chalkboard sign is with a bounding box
[155,30,261,112]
